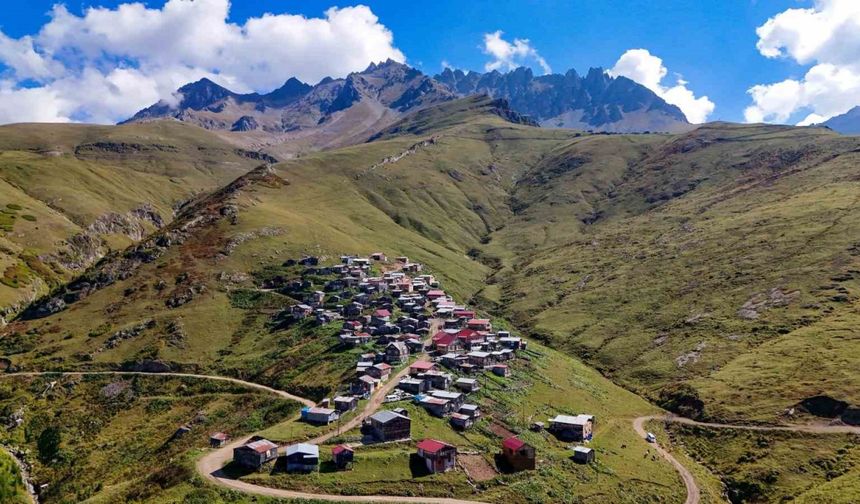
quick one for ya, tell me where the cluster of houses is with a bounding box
[222,252,596,478]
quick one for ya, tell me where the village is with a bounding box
[211,252,597,482]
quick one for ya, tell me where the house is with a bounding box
[458,404,480,419]
[466,318,492,331]
[423,370,453,390]
[372,309,392,325]
[368,410,412,442]
[406,338,425,353]
[233,439,279,469]
[399,377,429,394]
[333,395,359,412]
[452,309,476,320]
[416,439,457,473]
[449,413,473,430]
[370,252,387,261]
[499,336,524,350]
[209,432,229,448]
[419,396,451,417]
[432,331,460,352]
[385,342,410,364]
[501,437,536,471]
[285,443,319,472]
[426,289,446,300]
[291,304,314,319]
[439,353,460,369]
[549,414,595,441]
[491,364,511,377]
[467,351,493,368]
[332,444,354,469]
[572,446,595,464]
[456,328,484,348]
[302,407,339,425]
[455,378,480,393]
[409,360,436,376]
[366,363,392,381]
[430,390,464,410]
[351,375,378,396]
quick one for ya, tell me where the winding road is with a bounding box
[5,359,859,503]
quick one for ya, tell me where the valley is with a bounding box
[0,95,859,503]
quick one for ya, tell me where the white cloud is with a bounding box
[482,31,551,75]
[746,0,860,124]
[0,0,405,124]
[609,49,715,123]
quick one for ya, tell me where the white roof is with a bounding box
[431,390,462,400]
[573,446,593,454]
[468,351,490,358]
[456,378,477,384]
[286,443,319,457]
[551,414,593,425]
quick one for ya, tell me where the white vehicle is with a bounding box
[645,432,657,443]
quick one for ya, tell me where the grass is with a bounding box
[667,423,860,503]
[0,374,300,504]
[0,449,30,504]
[241,341,689,504]
[3,98,860,500]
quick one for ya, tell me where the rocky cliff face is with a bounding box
[124,61,692,144]
[435,66,691,133]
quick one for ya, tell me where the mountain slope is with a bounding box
[125,60,456,157]
[0,121,264,318]
[821,106,860,134]
[436,66,692,132]
[125,61,693,158]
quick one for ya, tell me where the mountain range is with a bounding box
[123,60,693,155]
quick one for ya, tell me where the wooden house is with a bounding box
[431,390,464,410]
[466,318,492,331]
[491,364,511,377]
[332,444,354,469]
[367,363,392,381]
[549,414,594,441]
[419,396,451,417]
[385,342,409,364]
[399,377,429,394]
[302,407,339,425]
[449,412,473,430]
[351,375,378,396]
[285,443,319,472]
[572,446,595,464]
[368,410,412,442]
[333,395,359,412]
[209,432,229,448]
[458,404,480,419]
[416,439,457,473]
[233,439,278,470]
[409,360,436,376]
[502,437,535,471]
[455,378,480,393]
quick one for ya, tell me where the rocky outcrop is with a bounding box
[231,116,259,132]
[21,165,286,320]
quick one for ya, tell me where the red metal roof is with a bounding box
[433,332,457,346]
[417,439,453,454]
[456,329,482,341]
[374,309,391,317]
[410,360,435,370]
[467,318,491,326]
[502,437,526,451]
[332,444,353,455]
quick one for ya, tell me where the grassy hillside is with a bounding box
[0,374,298,504]
[0,121,263,316]
[241,341,693,504]
[3,97,860,500]
[480,123,860,424]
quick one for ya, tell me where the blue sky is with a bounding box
[0,1,852,125]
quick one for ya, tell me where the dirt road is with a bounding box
[632,414,860,504]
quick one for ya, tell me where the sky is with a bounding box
[0,0,856,126]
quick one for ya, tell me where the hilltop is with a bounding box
[0,121,266,320]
